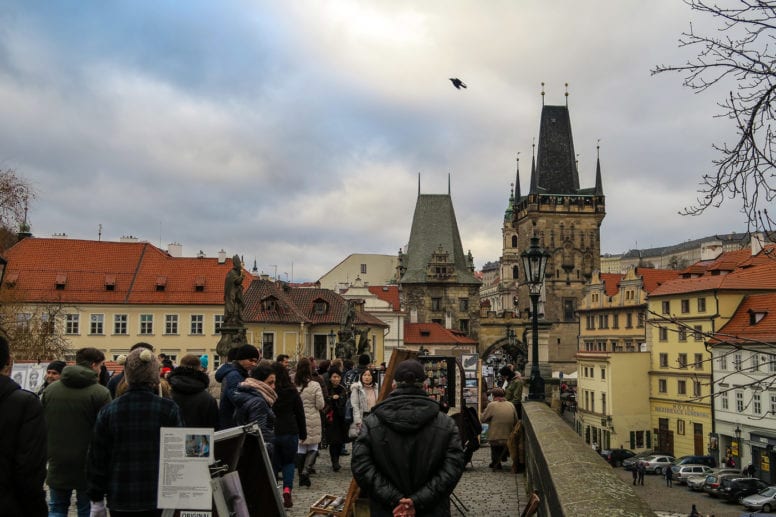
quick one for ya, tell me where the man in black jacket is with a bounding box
[352,359,465,517]
[0,333,47,517]
[168,354,219,428]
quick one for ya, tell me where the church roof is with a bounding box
[531,105,580,195]
[400,193,480,285]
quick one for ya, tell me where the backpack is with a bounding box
[342,368,361,390]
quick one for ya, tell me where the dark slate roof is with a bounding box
[400,194,480,285]
[619,233,747,259]
[531,105,580,195]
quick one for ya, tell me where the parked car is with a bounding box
[622,450,673,471]
[741,486,776,512]
[670,464,714,485]
[703,472,739,497]
[600,448,636,467]
[671,455,717,468]
[719,476,769,502]
[686,468,739,491]
[639,455,675,475]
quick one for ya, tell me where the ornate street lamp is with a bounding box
[328,330,336,359]
[506,325,516,347]
[521,236,549,401]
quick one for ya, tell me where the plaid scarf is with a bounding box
[241,377,277,406]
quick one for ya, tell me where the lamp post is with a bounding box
[734,425,742,464]
[521,236,549,401]
[328,330,336,360]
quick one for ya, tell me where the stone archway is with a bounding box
[482,338,527,375]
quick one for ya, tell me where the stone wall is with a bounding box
[522,402,656,516]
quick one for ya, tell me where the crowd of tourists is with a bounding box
[2,335,534,516]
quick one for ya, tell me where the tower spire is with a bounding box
[541,82,545,106]
[529,139,537,194]
[514,153,521,200]
[595,140,604,196]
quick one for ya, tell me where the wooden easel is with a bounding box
[340,349,418,516]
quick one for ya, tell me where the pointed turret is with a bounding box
[534,105,580,194]
[529,143,538,194]
[514,154,521,200]
[594,145,604,196]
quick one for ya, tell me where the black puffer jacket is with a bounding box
[168,366,219,428]
[351,384,465,517]
[0,375,47,517]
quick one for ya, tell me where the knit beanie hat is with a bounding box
[394,359,425,384]
[235,344,260,361]
[200,354,208,369]
[124,348,160,387]
[116,354,127,366]
[46,360,66,373]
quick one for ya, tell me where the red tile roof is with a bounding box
[601,273,622,297]
[403,322,478,345]
[650,248,776,296]
[367,285,401,311]
[2,237,253,305]
[637,268,681,293]
[711,293,776,344]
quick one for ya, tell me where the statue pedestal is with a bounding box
[216,325,247,358]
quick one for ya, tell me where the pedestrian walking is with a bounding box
[324,368,349,472]
[637,461,645,485]
[664,465,673,487]
[351,359,465,516]
[294,358,324,488]
[271,361,306,509]
[632,466,638,485]
[689,503,700,516]
[481,387,518,471]
[168,354,219,428]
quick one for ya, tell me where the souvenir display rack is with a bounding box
[417,356,458,409]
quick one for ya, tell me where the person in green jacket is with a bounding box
[504,371,524,419]
[42,347,112,517]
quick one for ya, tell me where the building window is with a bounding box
[601,393,607,415]
[734,353,742,371]
[262,333,274,360]
[165,314,178,335]
[736,391,744,412]
[677,419,685,435]
[214,315,223,334]
[658,379,667,393]
[612,314,619,329]
[140,314,153,335]
[314,301,327,315]
[625,313,633,328]
[719,354,728,370]
[459,319,469,333]
[65,314,79,335]
[90,314,104,335]
[661,301,670,314]
[659,327,668,341]
[15,313,31,331]
[751,352,760,372]
[598,314,608,329]
[693,325,703,341]
[771,394,776,415]
[697,297,706,312]
[563,299,575,321]
[40,313,55,334]
[360,263,367,274]
[678,327,687,341]
[190,315,204,335]
[459,298,469,312]
[600,367,606,380]
[693,381,701,397]
[678,380,687,395]
[114,314,127,335]
[262,299,278,311]
[511,235,518,248]
[659,353,668,368]
[637,312,645,328]
[681,299,690,313]
[512,265,519,279]
[694,353,703,369]
[678,353,687,369]
[753,392,761,415]
[721,393,729,410]
[586,315,594,330]
[770,354,776,373]
[431,298,441,311]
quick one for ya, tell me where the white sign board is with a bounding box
[157,427,214,510]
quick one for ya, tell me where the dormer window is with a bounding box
[262,297,278,311]
[156,276,167,292]
[4,272,18,288]
[749,309,767,325]
[314,301,328,315]
[194,276,206,292]
[105,274,116,291]
[55,273,67,290]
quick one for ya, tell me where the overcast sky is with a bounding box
[0,1,750,281]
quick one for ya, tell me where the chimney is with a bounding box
[217,249,227,264]
[751,232,765,256]
[167,242,183,257]
[700,240,723,261]
[120,235,139,243]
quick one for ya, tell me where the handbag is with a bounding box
[344,398,354,425]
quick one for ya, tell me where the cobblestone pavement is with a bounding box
[286,444,524,516]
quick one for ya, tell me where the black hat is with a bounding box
[394,359,425,384]
[358,353,371,366]
[46,360,66,373]
[499,365,515,381]
[235,344,260,361]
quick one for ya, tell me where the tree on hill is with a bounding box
[652,1,776,236]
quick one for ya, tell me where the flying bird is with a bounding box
[449,78,467,90]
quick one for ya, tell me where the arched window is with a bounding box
[511,235,518,248]
[512,265,519,279]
